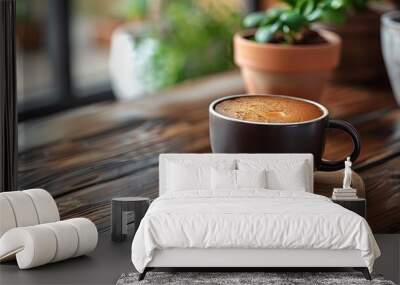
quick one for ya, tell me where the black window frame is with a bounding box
[1,0,17,192]
[17,0,115,122]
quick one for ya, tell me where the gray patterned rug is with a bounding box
[116,272,396,285]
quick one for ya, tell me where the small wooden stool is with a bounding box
[111,197,150,242]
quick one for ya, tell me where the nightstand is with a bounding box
[111,197,150,242]
[332,198,366,218]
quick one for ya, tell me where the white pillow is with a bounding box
[167,162,210,191]
[237,159,310,192]
[211,169,268,191]
[237,169,267,188]
[166,159,235,192]
[211,168,236,190]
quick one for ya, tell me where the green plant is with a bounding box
[16,0,37,22]
[243,0,368,44]
[134,0,241,92]
[115,0,149,20]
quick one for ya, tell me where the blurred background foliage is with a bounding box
[133,0,242,92]
[16,0,243,109]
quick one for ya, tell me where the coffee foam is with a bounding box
[215,96,323,124]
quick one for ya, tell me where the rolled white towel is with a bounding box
[0,218,98,269]
[0,225,57,268]
[0,189,60,238]
[23,189,60,224]
[42,221,79,262]
[0,196,17,237]
[0,191,39,227]
[64,218,98,257]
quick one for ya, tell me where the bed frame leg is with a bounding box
[138,268,148,281]
[354,267,371,280]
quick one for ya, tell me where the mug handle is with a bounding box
[318,119,361,172]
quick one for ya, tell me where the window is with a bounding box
[17,0,249,121]
[16,0,56,108]
[17,0,119,121]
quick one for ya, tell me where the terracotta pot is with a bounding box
[233,29,341,102]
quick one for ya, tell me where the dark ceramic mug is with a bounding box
[209,94,361,171]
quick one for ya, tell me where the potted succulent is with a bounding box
[235,0,361,101]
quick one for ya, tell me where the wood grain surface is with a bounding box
[18,72,400,233]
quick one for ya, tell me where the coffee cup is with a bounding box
[209,94,361,171]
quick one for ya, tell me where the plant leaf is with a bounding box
[255,26,274,43]
[279,11,306,30]
[295,0,309,14]
[303,0,316,15]
[254,22,281,43]
[260,8,284,26]
[330,0,346,10]
[321,8,346,24]
[306,8,322,22]
[243,12,266,28]
[267,7,285,18]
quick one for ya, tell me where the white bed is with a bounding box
[131,154,380,280]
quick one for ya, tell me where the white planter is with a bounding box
[109,23,158,100]
[381,11,400,106]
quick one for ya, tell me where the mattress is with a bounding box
[131,191,380,273]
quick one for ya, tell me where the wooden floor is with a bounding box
[18,71,400,233]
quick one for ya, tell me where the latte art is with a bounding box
[215,96,323,123]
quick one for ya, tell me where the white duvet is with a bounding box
[131,190,380,273]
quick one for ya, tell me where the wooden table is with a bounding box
[18,71,400,233]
